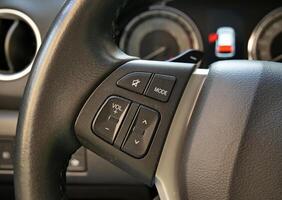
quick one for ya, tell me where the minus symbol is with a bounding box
[105,127,110,131]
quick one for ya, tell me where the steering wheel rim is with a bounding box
[15,1,282,200]
[14,1,135,199]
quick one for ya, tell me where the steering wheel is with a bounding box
[14,1,282,200]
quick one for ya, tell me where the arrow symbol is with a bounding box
[134,139,140,145]
[142,120,147,125]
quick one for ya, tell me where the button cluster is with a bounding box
[92,96,159,158]
[117,72,176,102]
[0,139,87,172]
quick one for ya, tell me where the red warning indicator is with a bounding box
[208,33,218,43]
[217,45,233,53]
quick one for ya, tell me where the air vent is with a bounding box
[0,9,41,81]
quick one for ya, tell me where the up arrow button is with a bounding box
[142,120,148,125]
[146,74,176,102]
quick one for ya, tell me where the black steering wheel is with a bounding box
[14,1,282,200]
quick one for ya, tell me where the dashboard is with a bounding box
[0,0,281,199]
[115,0,282,67]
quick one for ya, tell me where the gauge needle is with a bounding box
[272,54,282,62]
[143,46,167,60]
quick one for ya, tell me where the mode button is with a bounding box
[146,74,176,102]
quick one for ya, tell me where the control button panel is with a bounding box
[75,60,195,184]
[0,140,14,170]
[122,106,159,158]
[146,74,176,102]
[92,96,131,144]
[117,72,151,94]
[68,147,87,172]
[92,96,160,158]
[117,72,176,102]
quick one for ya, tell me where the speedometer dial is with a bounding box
[119,7,203,61]
[248,8,282,62]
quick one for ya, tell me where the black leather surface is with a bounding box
[14,0,135,199]
[182,60,282,199]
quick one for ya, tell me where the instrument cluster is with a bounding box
[116,1,282,67]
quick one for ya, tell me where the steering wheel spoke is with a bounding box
[75,60,195,185]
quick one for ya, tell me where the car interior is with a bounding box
[0,0,281,199]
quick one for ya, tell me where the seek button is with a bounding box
[122,106,159,158]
